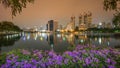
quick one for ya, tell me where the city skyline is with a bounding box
[0,0,115,28]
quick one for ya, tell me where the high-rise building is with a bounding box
[87,12,92,28]
[71,16,75,29]
[46,20,58,32]
[79,12,92,29]
[83,12,88,24]
[79,14,82,26]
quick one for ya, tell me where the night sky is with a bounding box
[0,0,114,29]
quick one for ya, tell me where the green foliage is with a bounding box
[103,0,120,27]
[87,28,115,33]
[0,46,120,68]
[0,53,7,66]
[0,21,22,32]
[113,12,120,28]
[0,0,34,17]
[103,0,119,11]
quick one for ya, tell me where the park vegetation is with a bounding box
[0,21,22,33]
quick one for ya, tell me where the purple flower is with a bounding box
[48,51,56,57]
[108,65,115,68]
[55,55,63,65]
[64,59,69,64]
[106,58,111,64]
[85,57,92,65]
[6,59,12,63]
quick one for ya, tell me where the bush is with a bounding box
[0,45,120,68]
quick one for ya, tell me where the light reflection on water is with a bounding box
[0,32,120,53]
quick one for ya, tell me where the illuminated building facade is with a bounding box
[65,12,92,31]
[46,20,58,32]
[65,16,75,32]
[79,12,92,30]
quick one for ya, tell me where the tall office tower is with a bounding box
[83,12,88,24]
[71,16,75,29]
[46,20,58,32]
[87,12,92,28]
[54,20,58,31]
[79,14,82,26]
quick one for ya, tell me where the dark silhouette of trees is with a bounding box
[0,0,34,17]
[0,21,22,32]
[103,0,119,11]
[104,0,120,28]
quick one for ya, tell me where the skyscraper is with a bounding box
[83,12,88,24]
[46,20,58,32]
[71,16,75,29]
[87,12,92,28]
[79,12,92,30]
[79,14,82,26]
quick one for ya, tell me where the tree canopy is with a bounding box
[104,0,120,11]
[0,0,34,17]
[0,21,22,31]
[104,0,120,28]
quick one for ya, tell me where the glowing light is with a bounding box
[99,37,102,44]
[99,22,102,25]
[6,36,9,39]
[57,34,61,38]
[70,29,74,32]
[27,35,30,40]
[70,34,73,37]
[40,37,43,41]
[80,39,84,43]
[57,29,60,32]
[61,30,64,32]
[107,42,110,46]
[41,33,46,37]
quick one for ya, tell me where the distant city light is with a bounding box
[99,37,102,44]
[40,37,43,41]
[80,39,84,43]
[99,22,102,25]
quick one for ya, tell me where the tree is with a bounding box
[104,0,120,28]
[0,21,21,32]
[103,0,120,11]
[113,12,120,28]
[0,0,34,17]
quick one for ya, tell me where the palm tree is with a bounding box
[0,0,34,17]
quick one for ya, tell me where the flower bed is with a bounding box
[0,45,120,68]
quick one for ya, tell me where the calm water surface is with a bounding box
[0,32,120,53]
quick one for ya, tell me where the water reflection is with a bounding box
[0,34,21,53]
[0,33,120,53]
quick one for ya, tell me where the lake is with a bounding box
[0,32,120,53]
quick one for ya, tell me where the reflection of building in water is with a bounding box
[23,33,38,40]
[46,20,58,32]
[0,34,21,54]
[76,35,90,45]
[65,34,75,46]
[89,36,111,46]
[31,33,38,40]
[46,34,57,49]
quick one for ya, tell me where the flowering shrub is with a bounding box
[0,45,120,68]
